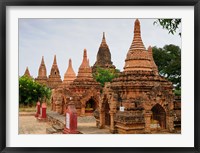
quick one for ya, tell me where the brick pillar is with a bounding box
[160,115,166,129]
[144,111,152,133]
[99,108,105,129]
[109,111,115,133]
[168,110,175,132]
[81,104,86,116]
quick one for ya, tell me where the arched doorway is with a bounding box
[85,98,97,114]
[105,100,110,126]
[151,104,166,129]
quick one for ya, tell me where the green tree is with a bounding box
[152,44,181,92]
[154,19,181,36]
[93,67,120,87]
[19,76,51,106]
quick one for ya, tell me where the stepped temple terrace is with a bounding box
[20,19,181,134]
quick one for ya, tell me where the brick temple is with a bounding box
[23,19,181,134]
[23,66,31,78]
[35,56,48,85]
[50,49,101,116]
[62,58,76,87]
[96,19,176,133]
[92,32,116,73]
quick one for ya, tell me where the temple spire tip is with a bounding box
[83,49,87,57]
[101,32,107,46]
[69,58,72,67]
[53,55,57,64]
[103,32,105,39]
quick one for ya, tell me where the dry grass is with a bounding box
[19,103,51,112]
[19,106,36,112]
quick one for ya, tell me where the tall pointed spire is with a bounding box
[69,58,72,68]
[63,58,76,85]
[129,19,146,51]
[53,55,57,65]
[38,56,47,77]
[41,56,45,65]
[80,49,90,68]
[100,32,107,47]
[35,56,47,85]
[92,32,115,73]
[48,55,62,89]
[124,19,152,72]
[77,49,93,80]
[23,66,31,77]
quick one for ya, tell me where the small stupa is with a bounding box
[75,49,93,80]
[23,66,31,78]
[68,49,101,116]
[62,58,76,87]
[35,56,48,85]
[92,32,116,73]
[47,55,62,89]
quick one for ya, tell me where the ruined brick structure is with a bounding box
[35,55,63,89]
[50,86,72,115]
[92,32,116,73]
[50,58,76,115]
[23,19,180,133]
[62,58,76,88]
[50,49,101,116]
[96,19,175,134]
[68,49,101,116]
[23,67,31,78]
[47,55,62,89]
[34,56,73,116]
[35,56,48,85]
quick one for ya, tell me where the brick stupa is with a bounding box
[124,19,155,72]
[92,32,116,73]
[68,49,101,116]
[47,55,62,89]
[62,58,76,87]
[35,56,48,85]
[23,67,31,78]
[97,19,175,134]
[75,49,93,80]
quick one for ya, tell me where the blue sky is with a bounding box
[19,19,181,79]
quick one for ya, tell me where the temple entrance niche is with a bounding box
[85,98,97,114]
[105,100,110,126]
[151,104,166,129]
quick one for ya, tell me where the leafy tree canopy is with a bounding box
[152,44,181,92]
[93,67,120,87]
[19,76,51,106]
[154,19,181,36]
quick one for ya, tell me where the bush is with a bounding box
[93,67,120,87]
[19,76,51,106]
